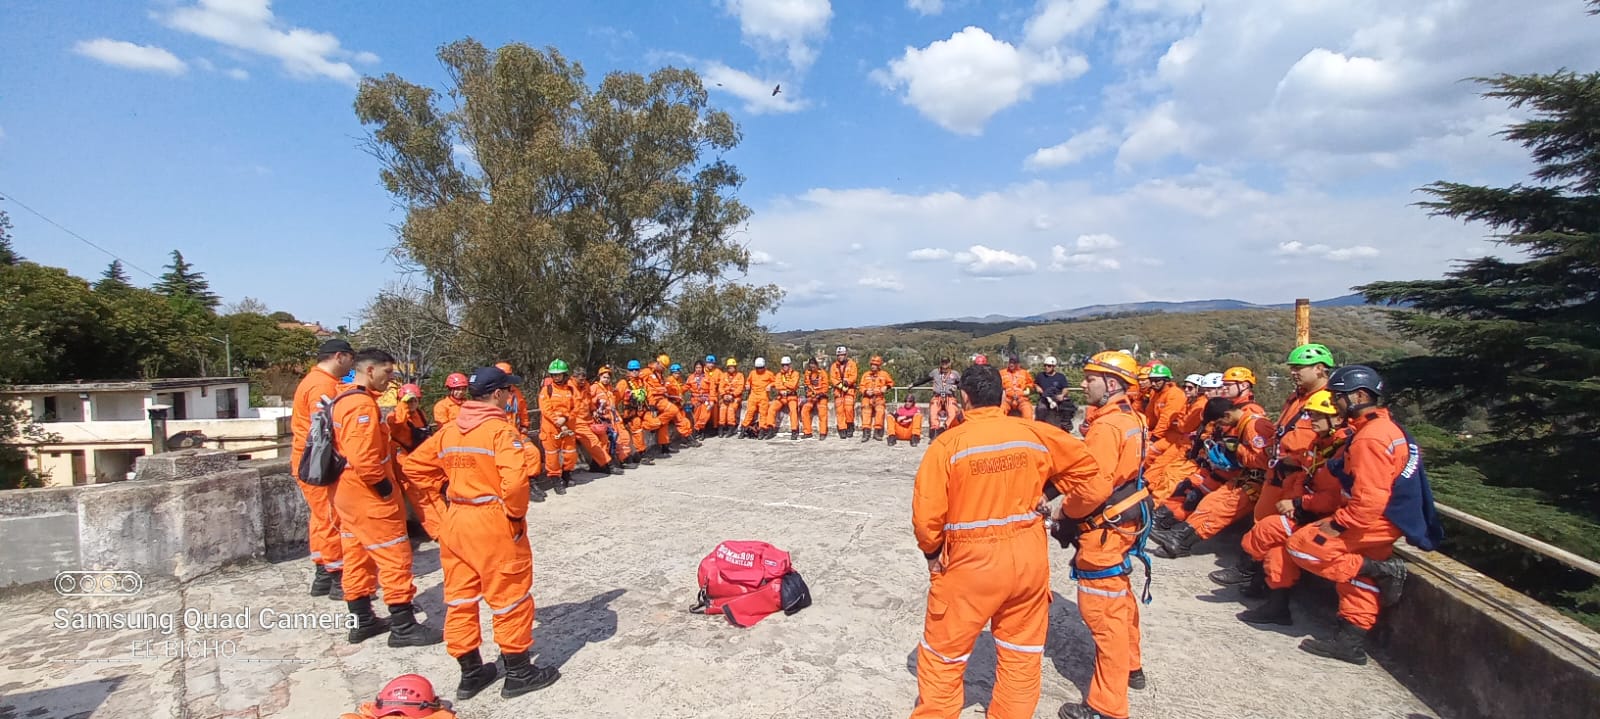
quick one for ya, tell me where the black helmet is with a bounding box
[1328,365,1383,396]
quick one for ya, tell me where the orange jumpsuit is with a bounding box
[505,386,531,434]
[400,401,539,659]
[888,403,923,441]
[770,368,801,430]
[686,371,716,432]
[643,366,691,443]
[331,385,415,604]
[569,380,612,468]
[999,367,1035,420]
[1065,399,1148,719]
[291,366,344,573]
[858,368,894,430]
[1142,383,1187,472]
[718,369,745,428]
[386,400,444,540]
[592,380,630,463]
[1242,430,1349,589]
[705,366,726,429]
[743,368,776,431]
[829,358,860,431]
[1149,393,1204,502]
[1259,387,1322,520]
[1287,409,1409,629]
[1185,401,1275,539]
[617,377,656,455]
[432,396,463,426]
[911,407,1101,719]
[927,368,961,431]
[537,380,581,477]
[800,368,831,438]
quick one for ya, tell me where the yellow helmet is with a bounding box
[656,354,670,367]
[726,358,738,367]
[1084,351,1139,384]
[1223,366,1257,385]
[1137,366,1153,380]
[1304,390,1337,416]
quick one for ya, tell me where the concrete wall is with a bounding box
[1378,547,1600,719]
[92,391,148,421]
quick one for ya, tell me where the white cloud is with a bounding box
[721,0,832,70]
[907,0,943,15]
[72,39,187,74]
[1074,233,1121,251]
[953,245,1039,276]
[160,0,376,85]
[749,250,775,265]
[1050,246,1121,272]
[1023,0,1110,48]
[704,62,805,114]
[781,279,838,307]
[353,51,380,65]
[908,248,952,261]
[876,26,1087,135]
[859,273,905,291]
[226,67,249,80]
[1275,241,1380,262]
[1026,125,1117,169]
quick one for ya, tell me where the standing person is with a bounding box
[538,360,580,495]
[402,365,562,701]
[926,358,961,439]
[1053,351,1154,719]
[1033,356,1074,431]
[388,383,444,541]
[772,357,802,439]
[910,364,1102,719]
[830,346,861,438]
[433,373,469,425]
[800,357,831,440]
[293,339,355,600]
[858,356,894,442]
[1000,355,1036,420]
[331,349,443,648]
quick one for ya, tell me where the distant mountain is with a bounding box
[948,293,1376,324]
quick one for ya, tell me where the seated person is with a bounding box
[887,395,924,446]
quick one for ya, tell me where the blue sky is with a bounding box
[3,1,1598,332]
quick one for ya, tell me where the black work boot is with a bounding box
[791,430,800,440]
[1241,569,1269,599]
[610,460,626,475]
[887,436,898,446]
[387,603,444,647]
[326,570,344,601]
[501,650,560,698]
[1300,619,1369,665]
[548,475,565,496]
[346,596,390,644]
[910,434,921,447]
[557,471,572,494]
[1152,505,1177,531]
[1209,557,1261,586]
[1237,588,1293,626]
[530,483,548,503]
[310,564,334,596]
[688,435,703,447]
[1058,703,1116,719]
[1361,556,1409,606]
[455,649,500,701]
[1150,522,1200,558]
[875,428,885,441]
[1128,668,1147,690]
[861,429,872,443]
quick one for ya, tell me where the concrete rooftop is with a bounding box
[0,436,1444,719]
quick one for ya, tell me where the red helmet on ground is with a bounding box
[373,674,443,717]
[445,373,468,389]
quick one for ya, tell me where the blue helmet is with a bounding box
[705,354,717,363]
[627,360,642,371]
[670,363,682,373]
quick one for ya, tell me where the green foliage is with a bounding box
[217,313,318,371]
[95,260,132,292]
[0,209,18,266]
[354,38,782,373]
[154,250,220,312]
[354,283,460,381]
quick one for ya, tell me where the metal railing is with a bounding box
[1433,502,1600,579]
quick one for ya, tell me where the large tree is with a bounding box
[0,208,17,265]
[353,38,782,371]
[1359,31,1600,512]
[354,282,460,380]
[154,250,220,312]
[95,260,133,293]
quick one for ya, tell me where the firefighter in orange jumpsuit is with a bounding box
[1259,344,1336,521]
[800,357,831,439]
[734,357,768,438]
[924,358,961,439]
[887,394,923,445]
[703,355,725,436]
[1139,365,1187,495]
[911,364,1102,719]
[596,366,647,469]
[1150,367,1273,557]
[330,349,442,648]
[433,373,468,426]
[998,355,1036,420]
[644,355,695,451]
[830,346,861,438]
[496,362,530,434]
[537,359,581,495]
[1129,366,1149,416]
[292,338,354,600]
[858,355,894,442]
[1147,374,1206,503]
[569,367,616,475]
[717,358,744,438]
[1052,351,1154,719]
[686,361,717,439]
[387,383,444,541]
[1287,365,1436,664]
[772,357,802,439]
[338,674,458,719]
[402,365,562,700]
[1226,389,1349,622]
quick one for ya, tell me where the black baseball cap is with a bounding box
[318,339,354,355]
[468,365,523,395]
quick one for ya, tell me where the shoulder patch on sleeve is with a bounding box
[512,441,524,449]
[1252,435,1266,448]
[357,415,371,424]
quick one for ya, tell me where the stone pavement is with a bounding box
[0,435,1444,719]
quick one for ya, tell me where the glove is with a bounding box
[1205,442,1238,471]
[1181,487,1203,513]
[373,478,395,500]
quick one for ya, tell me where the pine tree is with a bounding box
[154,250,220,311]
[95,260,133,292]
[0,209,17,265]
[1358,31,1600,511]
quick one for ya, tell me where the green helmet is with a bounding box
[1148,364,1173,380]
[548,359,570,374]
[1286,343,1335,368]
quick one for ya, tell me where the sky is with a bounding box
[2,0,1598,332]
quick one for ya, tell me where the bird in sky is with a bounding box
[771,84,781,96]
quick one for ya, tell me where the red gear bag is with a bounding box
[688,540,812,627]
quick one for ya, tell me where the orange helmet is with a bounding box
[495,362,513,374]
[1084,351,1139,384]
[445,373,468,389]
[656,354,670,367]
[1137,366,1153,380]
[597,365,612,377]
[870,355,883,366]
[373,674,443,718]
[1222,366,1257,385]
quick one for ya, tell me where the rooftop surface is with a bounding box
[1,377,252,394]
[0,436,1443,718]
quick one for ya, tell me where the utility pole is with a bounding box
[205,334,233,376]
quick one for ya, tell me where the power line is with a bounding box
[0,190,162,280]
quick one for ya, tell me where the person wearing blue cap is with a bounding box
[704,356,726,436]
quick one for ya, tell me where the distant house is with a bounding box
[1,378,290,487]
[277,320,336,340]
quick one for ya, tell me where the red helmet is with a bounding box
[445,373,468,389]
[399,384,422,400]
[373,674,442,717]
[973,354,989,365]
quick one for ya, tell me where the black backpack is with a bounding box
[297,388,366,486]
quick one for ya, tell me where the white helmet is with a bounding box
[780,356,792,365]
[1184,373,1205,386]
[1043,356,1058,366]
[754,357,767,368]
[835,345,847,354]
[1199,372,1225,389]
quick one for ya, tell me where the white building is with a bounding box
[2,378,289,487]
